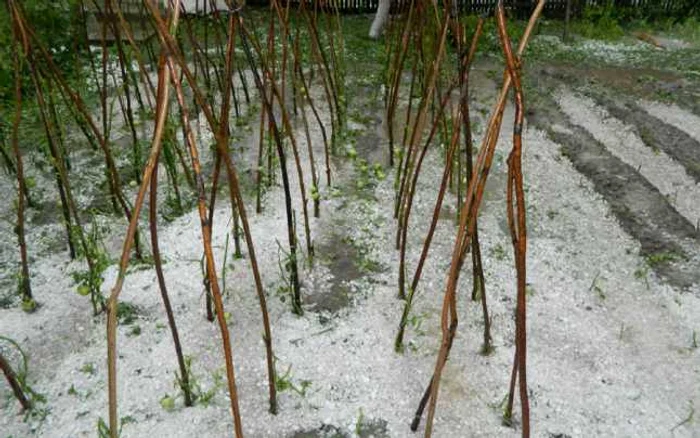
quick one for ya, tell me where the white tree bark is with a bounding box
[177,0,228,14]
[369,0,391,39]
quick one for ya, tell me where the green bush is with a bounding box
[0,1,82,102]
[572,5,625,41]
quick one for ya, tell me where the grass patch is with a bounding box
[646,251,681,267]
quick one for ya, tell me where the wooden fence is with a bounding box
[244,0,695,17]
[84,0,695,26]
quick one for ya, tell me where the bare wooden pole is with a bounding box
[498,4,530,435]
[8,0,32,309]
[168,59,246,438]
[106,5,185,436]
[456,17,491,352]
[564,0,572,42]
[397,8,450,300]
[414,3,546,436]
[238,18,302,313]
[396,100,460,352]
[0,351,31,411]
[149,149,194,407]
[13,3,143,260]
[146,0,277,415]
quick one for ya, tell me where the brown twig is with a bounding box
[149,147,193,407]
[396,11,450,300]
[106,6,185,436]
[8,0,32,308]
[415,2,545,436]
[146,1,277,414]
[13,3,143,260]
[396,99,459,352]
[497,3,530,435]
[0,351,31,411]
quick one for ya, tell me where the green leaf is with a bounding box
[160,395,175,412]
[77,284,91,296]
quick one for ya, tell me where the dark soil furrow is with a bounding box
[528,98,700,289]
[589,93,700,183]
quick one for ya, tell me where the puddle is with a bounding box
[31,201,61,226]
[356,417,389,438]
[354,109,385,165]
[289,424,349,438]
[305,233,364,315]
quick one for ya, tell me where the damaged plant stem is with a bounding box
[410,2,545,437]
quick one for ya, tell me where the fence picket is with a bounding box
[164,0,689,16]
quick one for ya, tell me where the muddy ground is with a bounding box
[2,26,700,438]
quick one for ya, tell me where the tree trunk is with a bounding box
[369,0,391,39]
[564,0,572,42]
